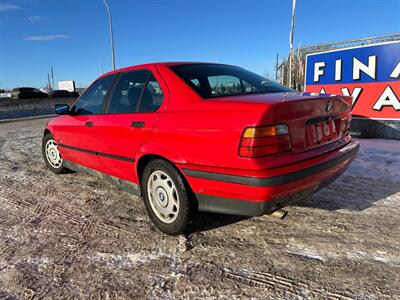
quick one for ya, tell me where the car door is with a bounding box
[53,74,117,170]
[92,69,166,182]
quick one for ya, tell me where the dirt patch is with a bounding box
[0,118,399,298]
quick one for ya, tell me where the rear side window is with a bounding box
[190,78,200,87]
[107,70,164,114]
[170,63,292,98]
[107,70,149,114]
[73,74,116,115]
[138,74,164,112]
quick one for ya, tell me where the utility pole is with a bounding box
[102,0,116,70]
[47,73,52,92]
[289,0,296,89]
[51,67,55,90]
[275,53,279,81]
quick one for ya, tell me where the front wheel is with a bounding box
[42,133,68,174]
[141,159,194,235]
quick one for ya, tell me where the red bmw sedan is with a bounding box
[42,62,359,235]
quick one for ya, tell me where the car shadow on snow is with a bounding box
[293,173,399,211]
[188,173,400,233]
[189,170,400,233]
[188,212,249,233]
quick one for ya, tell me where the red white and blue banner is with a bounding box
[305,41,400,120]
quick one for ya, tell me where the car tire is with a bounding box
[42,133,68,174]
[141,159,194,235]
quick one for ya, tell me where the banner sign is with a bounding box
[305,41,400,120]
[58,80,76,92]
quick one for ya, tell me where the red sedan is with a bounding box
[42,62,359,235]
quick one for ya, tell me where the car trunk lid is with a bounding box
[215,92,353,153]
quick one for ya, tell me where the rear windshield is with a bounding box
[170,64,292,99]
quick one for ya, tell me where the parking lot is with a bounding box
[0,117,399,299]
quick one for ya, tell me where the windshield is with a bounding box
[170,63,292,99]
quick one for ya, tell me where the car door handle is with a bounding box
[131,121,145,128]
[85,122,94,127]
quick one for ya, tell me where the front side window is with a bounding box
[73,74,116,115]
[170,63,292,98]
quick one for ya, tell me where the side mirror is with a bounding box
[55,104,70,115]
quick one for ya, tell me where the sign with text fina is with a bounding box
[305,41,400,120]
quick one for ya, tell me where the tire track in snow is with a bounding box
[188,262,357,299]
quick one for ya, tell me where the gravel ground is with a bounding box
[0,117,399,299]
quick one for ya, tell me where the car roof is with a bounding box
[13,87,35,91]
[100,61,221,78]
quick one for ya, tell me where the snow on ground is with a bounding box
[0,118,399,299]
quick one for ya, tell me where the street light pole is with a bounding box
[289,0,296,89]
[102,0,116,70]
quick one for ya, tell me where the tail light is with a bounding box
[239,124,291,158]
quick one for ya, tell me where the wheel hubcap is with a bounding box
[147,170,179,224]
[45,139,62,169]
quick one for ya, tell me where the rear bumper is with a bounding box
[182,139,359,216]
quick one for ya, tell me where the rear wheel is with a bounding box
[42,133,68,174]
[141,159,193,235]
